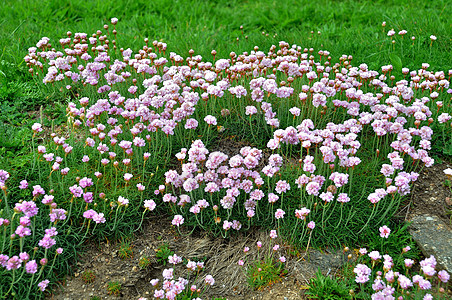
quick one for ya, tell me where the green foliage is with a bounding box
[81,270,96,284]
[364,221,420,270]
[138,255,152,269]
[106,281,121,296]
[305,269,352,300]
[246,258,287,290]
[118,239,134,260]
[155,243,174,266]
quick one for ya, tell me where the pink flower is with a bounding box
[275,209,285,219]
[279,256,286,263]
[379,225,391,238]
[118,196,129,206]
[438,270,450,283]
[238,259,244,266]
[289,107,301,117]
[144,199,156,211]
[295,207,310,220]
[137,183,145,191]
[307,221,315,229]
[124,173,133,181]
[270,230,277,239]
[172,215,184,227]
[150,279,159,286]
[369,251,381,261]
[337,193,350,203]
[404,259,414,268]
[38,279,50,292]
[205,275,215,286]
[275,180,290,194]
[245,106,258,116]
[162,268,174,280]
[204,115,217,125]
[19,180,28,189]
[32,123,43,133]
[25,260,38,274]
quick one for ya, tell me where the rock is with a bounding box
[409,214,452,273]
[445,197,452,206]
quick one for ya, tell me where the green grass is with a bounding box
[1,0,451,67]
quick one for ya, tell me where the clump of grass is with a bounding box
[106,281,121,296]
[118,239,133,260]
[81,270,96,284]
[246,258,287,290]
[138,255,152,269]
[306,269,352,300]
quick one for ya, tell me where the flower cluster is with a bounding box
[149,252,214,300]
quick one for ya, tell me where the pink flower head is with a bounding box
[118,196,129,206]
[123,173,133,181]
[337,193,350,203]
[245,106,258,116]
[38,279,50,292]
[308,221,315,229]
[162,268,174,280]
[275,180,290,194]
[438,270,450,283]
[172,215,184,227]
[32,123,43,133]
[144,199,156,211]
[269,230,277,239]
[205,275,215,286]
[369,251,381,261]
[25,260,38,274]
[379,225,391,238]
[404,259,415,268]
[204,115,217,125]
[19,180,28,189]
[275,209,285,219]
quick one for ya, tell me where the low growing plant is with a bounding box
[106,281,121,296]
[118,239,133,260]
[81,270,96,284]
[155,243,174,266]
[305,269,352,300]
[138,255,152,269]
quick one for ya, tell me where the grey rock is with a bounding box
[409,214,452,273]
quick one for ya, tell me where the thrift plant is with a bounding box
[0,16,451,299]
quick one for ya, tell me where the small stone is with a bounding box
[445,197,452,206]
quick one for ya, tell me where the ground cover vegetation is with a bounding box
[0,0,451,299]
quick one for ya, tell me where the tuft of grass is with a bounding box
[106,281,121,296]
[305,269,352,300]
[246,258,287,290]
[81,270,96,284]
[138,255,152,269]
[118,239,133,260]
